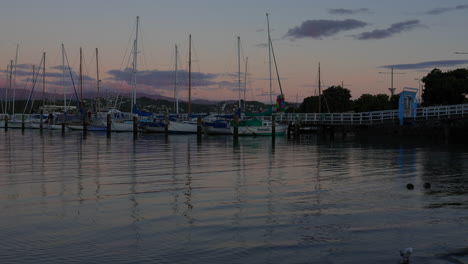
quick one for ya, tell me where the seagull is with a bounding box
[399,247,413,263]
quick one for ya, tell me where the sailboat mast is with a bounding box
[237,36,241,109]
[131,16,139,116]
[266,13,272,106]
[244,56,248,110]
[62,44,66,113]
[96,48,101,113]
[133,16,139,111]
[318,62,321,114]
[80,47,83,107]
[188,34,192,117]
[8,60,13,114]
[174,44,179,114]
[42,52,46,110]
[12,44,19,115]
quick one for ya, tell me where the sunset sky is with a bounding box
[1,0,468,104]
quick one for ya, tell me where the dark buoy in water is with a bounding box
[406,183,414,190]
[423,182,431,189]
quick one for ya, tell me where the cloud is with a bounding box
[354,20,423,40]
[379,60,468,70]
[107,68,219,90]
[328,8,371,15]
[285,19,368,39]
[426,5,468,15]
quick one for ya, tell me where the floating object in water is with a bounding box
[406,183,414,190]
[399,247,413,263]
[423,182,431,189]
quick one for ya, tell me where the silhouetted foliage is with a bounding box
[299,86,353,113]
[422,68,468,106]
[353,94,397,112]
[322,86,353,113]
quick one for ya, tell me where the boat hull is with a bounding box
[233,124,288,136]
[168,121,199,134]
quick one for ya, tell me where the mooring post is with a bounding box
[22,114,25,131]
[133,116,138,140]
[61,113,66,134]
[164,115,169,137]
[4,115,8,132]
[272,114,276,143]
[40,110,44,131]
[197,115,202,137]
[233,114,239,139]
[83,111,88,134]
[107,114,111,138]
[294,121,300,140]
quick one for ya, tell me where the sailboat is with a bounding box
[109,16,142,132]
[203,36,245,135]
[231,13,287,136]
[168,34,200,134]
[28,52,65,130]
[140,44,181,133]
[70,17,141,132]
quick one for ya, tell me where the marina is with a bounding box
[2,2,468,263]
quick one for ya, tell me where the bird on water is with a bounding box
[399,247,413,263]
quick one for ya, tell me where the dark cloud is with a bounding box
[354,20,423,40]
[285,19,368,39]
[426,5,468,15]
[328,8,371,15]
[107,68,219,90]
[379,60,468,70]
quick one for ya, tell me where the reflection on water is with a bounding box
[1,130,468,263]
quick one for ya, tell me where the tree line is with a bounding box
[292,67,468,113]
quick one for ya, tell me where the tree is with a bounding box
[422,68,468,106]
[353,93,394,112]
[321,86,353,113]
[299,96,319,113]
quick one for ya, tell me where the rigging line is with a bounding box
[269,33,283,96]
[138,22,150,71]
[115,19,137,85]
[25,56,44,114]
[1,65,6,114]
[63,47,81,110]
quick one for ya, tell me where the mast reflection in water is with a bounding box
[1,130,468,263]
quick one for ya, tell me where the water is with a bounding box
[1,130,468,264]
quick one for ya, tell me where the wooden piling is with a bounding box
[22,115,25,131]
[233,114,239,139]
[40,110,43,131]
[61,113,66,134]
[4,115,8,131]
[294,121,300,140]
[271,114,276,142]
[164,115,169,136]
[107,114,111,138]
[83,111,88,134]
[133,116,138,140]
[197,115,202,137]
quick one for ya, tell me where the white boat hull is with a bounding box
[233,124,288,136]
[168,121,199,134]
[204,126,232,135]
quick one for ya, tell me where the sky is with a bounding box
[1,0,468,104]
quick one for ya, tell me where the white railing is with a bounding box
[274,109,399,124]
[273,103,468,125]
[414,103,468,119]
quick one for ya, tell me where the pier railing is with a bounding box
[414,103,468,120]
[274,109,399,125]
[273,103,468,125]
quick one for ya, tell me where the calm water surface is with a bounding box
[1,130,468,263]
